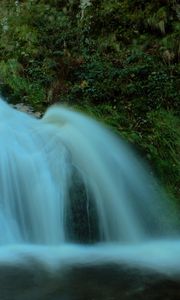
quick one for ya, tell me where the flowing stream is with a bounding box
[0,98,180,299]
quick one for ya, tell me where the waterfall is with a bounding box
[0,98,177,246]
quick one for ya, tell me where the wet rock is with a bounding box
[65,264,180,300]
[0,263,180,300]
[11,103,42,118]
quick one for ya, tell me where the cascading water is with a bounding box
[0,97,180,299]
[0,100,70,245]
[0,98,176,245]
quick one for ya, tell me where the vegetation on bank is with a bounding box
[0,0,179,200]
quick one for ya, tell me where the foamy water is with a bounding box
[0,98,179,277]
[0,240,180,276]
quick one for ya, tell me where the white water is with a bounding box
[0,98,180,275]
[1,241,180,275]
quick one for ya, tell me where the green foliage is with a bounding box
[142,110,180,198]
[0,0,179,201]
[0,0,78,106]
